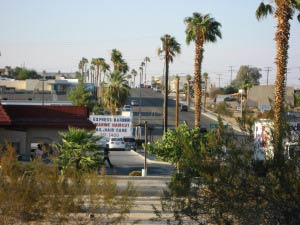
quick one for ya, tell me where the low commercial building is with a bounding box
[0,104,95,156]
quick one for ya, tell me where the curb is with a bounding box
[130,150,172,165]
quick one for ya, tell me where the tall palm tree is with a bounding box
[90,64,95,85]
[184,13,222,127]
[101,61,110,83]
[91,58,101,86]
[186,74,192,107]
[140,62,145,85]
[103,71,130,115]
[131,69,138,87]
[256,1,300,154]
[144,57,150,85]
[158,34,181,133]
[78,57,88,82]
[111,49,123,72]
[126,74,132,88]
[203,72,209,112]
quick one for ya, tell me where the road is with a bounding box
[128,88,218,141]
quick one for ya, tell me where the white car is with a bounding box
[123,105,131,112]
[108,137,125,150]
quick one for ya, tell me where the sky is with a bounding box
[0,0,299,87]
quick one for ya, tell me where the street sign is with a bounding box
[90,115,133,138]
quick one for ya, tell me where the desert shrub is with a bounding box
[0,143,136,224]
[129,171,142,176]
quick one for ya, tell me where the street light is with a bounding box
[143,121,148,177]
[239,89,244,123]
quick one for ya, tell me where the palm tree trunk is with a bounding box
[187,81,190,107]
[204,79,207,112]
[176,77,179,128]
[164,56,169,133]
[273,2,292,157]
[194,40,204,127]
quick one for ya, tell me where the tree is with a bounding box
[103,71,130,115]
[68,77,91,106]
[55,127,102,174]
[184,13,222,127]
[186,74,192,107]
[7,67,42,80]
[231,65,262,89]
[111,49,128,74]
[203,72,209,112]
[90,64,95,85]
[144,56,151,85]
[131,69,138,87]
[256,1,300,155]
[152,121,300,225]
[158,34,181,133]
[140,62,145,85]
[78,57,88,81]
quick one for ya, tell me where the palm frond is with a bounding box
[256,2,274,21]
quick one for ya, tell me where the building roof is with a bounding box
[0,104,95,129]
[0,104,11,125]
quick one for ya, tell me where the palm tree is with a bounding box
[184,13,222,127]
[101,61,110,83]
[203,72,209,112]
[126,74,132,88]
[256,1,300,154]
[55,127,101,174]
[111,49,123,72]
[90,64,95,85]
[144,57,150,85]
[78,57,88,82]
[131,69,138,87]
[186,74,192,107]
[103,71,130,115]
[140,62,145,85]
[158,34,181,133]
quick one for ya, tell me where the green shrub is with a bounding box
[129,171,142,176]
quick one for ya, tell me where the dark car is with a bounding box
[180,105,188,112]
[200,127,208,134]
[123,137,137,150]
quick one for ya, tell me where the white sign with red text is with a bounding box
[90,115,133,138]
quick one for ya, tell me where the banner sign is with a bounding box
[90,115,133,138]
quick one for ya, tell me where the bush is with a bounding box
[216,102,233,117]
[129,170,142,176]
[0,143,136,224]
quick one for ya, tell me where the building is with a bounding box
[248,85,294,111]
[0,104,95,156]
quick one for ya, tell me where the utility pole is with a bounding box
[217,74,222,88]
[143,121,148,176]
[264,67,272,85]
[229,66,234,84]
[175,76,179,128]
[163,51,169,133]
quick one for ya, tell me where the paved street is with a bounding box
[129,88,218,141]
[104,149,176,176]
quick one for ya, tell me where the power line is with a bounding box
[229,66,234,84]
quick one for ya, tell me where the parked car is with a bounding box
[123,105,131,111]
[108,137,125,150]
[131,99,139,106]
[123,137,137,150]
[180,105,188,112]
[200,126,208,134]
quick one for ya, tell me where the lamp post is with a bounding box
[41,71,46,106]
[239,89,244,124]
[143,121,148,176]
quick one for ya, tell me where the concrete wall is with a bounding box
[248,85,294,108]
[0,128,27,154]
